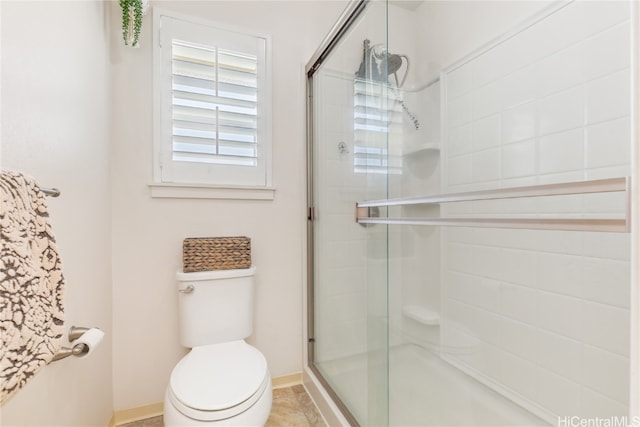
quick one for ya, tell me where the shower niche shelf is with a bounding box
[402,305,440,326]
[402,142,440,156]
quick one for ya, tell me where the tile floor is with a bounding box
[120,385,326,427]
[266,384,325,427]
[120,416,162,427]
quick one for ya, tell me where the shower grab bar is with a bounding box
[41,187,60,197]
[356,177,631,233]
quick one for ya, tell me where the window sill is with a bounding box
[149,183,275,200]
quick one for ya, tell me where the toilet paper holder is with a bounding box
[51,326,98,362]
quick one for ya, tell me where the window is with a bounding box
[154,11,271,188]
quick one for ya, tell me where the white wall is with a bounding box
[110,0,347,410]
[389,82,441,349]
[0,1,113,426]
[439,0,632,420]
[415,0,554,84]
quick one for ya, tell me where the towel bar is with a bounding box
[355,177,631,233]
[41,187,60,197]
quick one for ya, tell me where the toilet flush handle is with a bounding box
[178,285,195,294]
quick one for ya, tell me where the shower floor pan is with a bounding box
[316,344,549,426]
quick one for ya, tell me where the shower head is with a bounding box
[355,40,410,88]
[373,47,409,88]
[381,53,404,75]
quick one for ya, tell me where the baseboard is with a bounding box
[272,372,303,389]
[111,402,164,426]
[108,372,304,425]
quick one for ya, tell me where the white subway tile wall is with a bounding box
[313,70,390,363]
[315,68,443,365]
[442,1,631,420]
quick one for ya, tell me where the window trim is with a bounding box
[148,182,275,200]
[152,8,273,195]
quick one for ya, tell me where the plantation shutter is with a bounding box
[156,15,271,186]
[172,41,258,166]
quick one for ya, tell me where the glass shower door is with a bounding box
[309,1,390,425]
[309,1,634,426]
[367,1,634,425]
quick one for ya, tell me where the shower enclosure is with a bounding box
[306,0,638,426]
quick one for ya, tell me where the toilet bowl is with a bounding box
[164,267,272,426]
[164,341,272,425]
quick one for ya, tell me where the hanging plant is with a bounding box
[120,0,145,47]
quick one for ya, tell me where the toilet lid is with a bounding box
[170,340,268,412]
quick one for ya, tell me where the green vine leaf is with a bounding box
[119,0,130,45]
[119,0,144,47]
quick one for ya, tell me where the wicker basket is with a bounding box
[182,236,251,272]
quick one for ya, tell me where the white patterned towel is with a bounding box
[0,170,65,405]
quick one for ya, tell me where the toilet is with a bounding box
[164,267,273,426]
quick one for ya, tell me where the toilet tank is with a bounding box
[176,267,256,348]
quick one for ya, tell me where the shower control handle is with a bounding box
[179,285,195,294]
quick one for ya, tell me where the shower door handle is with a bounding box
[357,205,380,227]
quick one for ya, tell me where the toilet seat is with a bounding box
[168,340,270,421]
